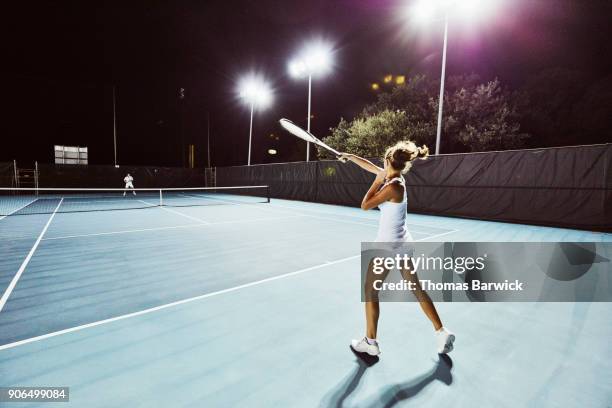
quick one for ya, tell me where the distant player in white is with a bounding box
[123,173,136,196]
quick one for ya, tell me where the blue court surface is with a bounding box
[0,198,611,407]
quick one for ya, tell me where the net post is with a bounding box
[266,185,270,203]
[159,189,163,207]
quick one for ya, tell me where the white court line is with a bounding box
[414,228,459,241]
[174,192,452,236]
[176,196,454,237]
[0,254,359,351]
[0,198,39,222]
[269,202,456,233]
[42,214,307,241]
[266,203,459,239]
[302,213,453,236]
[42,223,197,240]
[301,213,460,238]
[249,204,452,236]
[0,198,63,313]
[138,199,211,224]
[307,211,451,234]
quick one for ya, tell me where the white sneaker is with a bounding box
[436,327,455,354]
[350,337,381,356]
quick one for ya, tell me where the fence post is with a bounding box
[314,161,319,202]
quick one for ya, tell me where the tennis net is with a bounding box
[0,186,270,216]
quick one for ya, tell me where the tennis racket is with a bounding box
[279,118,342,157]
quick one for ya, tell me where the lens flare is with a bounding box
[237,73,273,109]
[288,39,335,79]
[411,0,437,23]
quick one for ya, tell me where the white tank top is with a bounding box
[375,176,413,242]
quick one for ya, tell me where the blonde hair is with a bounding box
[384,141,429,173]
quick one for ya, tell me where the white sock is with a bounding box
[436,327,445,334]
[366,337,377,345]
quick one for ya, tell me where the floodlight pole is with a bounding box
[306,74,313,162]
[248,102,254,166]
[207,111,211,168]
[112,85,118,166]
[435,13,448,156]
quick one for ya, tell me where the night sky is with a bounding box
[2,0,611,168]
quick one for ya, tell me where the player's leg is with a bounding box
[365,301,380,339]
[400,263,455,354]
[351,261,390,356]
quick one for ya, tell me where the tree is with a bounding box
[362,74,436,121]
[444,78,529,151]
[317,109,434,159]
[319,74,529,157]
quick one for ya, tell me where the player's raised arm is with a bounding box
[338,153,383,175]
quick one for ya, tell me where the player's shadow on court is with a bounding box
[370,355,453,408]
[320,353,453,408]
[318,348,379,408]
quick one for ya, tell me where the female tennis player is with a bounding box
[339,141,455,356]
